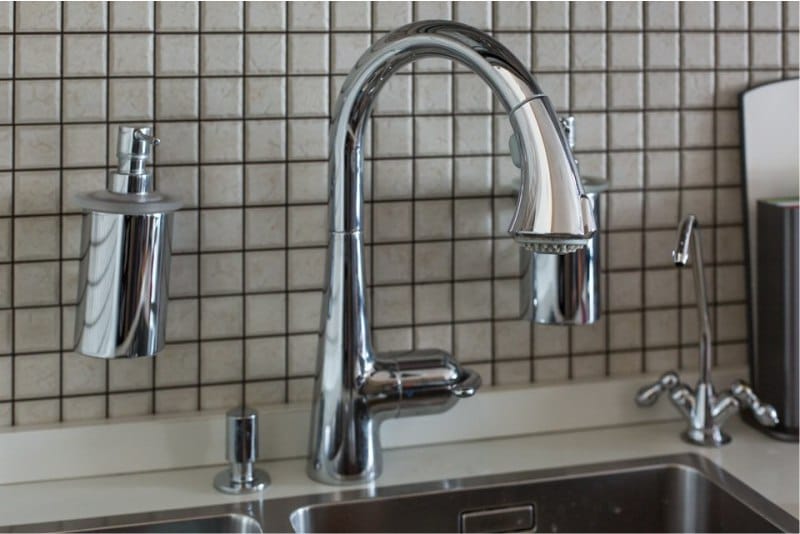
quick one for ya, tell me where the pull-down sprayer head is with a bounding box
[506,98,597,253]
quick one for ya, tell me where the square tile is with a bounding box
[109,78,153,121]
[245,35,286,74]
[495,2,531,30]
[681,2,714,30]
[15,307,60,353]
[246,78,285,118]
[332,33,370,74]
[14,125,59,169]
[288,34,328,74]
[246,163,285,205]
[245,206,285,248]
[108,358,153,391]
[156,1,198,31]
[681,33,715,69]
[609,33,642,70]
[288,161,327,203]
[288,118,328,159]
[156,78,198,120]
[609,2,642,29]
[289,1,329,30]
[288,248,326,290]
[14,171,59,215]
[16,35,61,78]
[572,33,606,71]
[201,164,243,207]
[64,2,107,31]
[681,71,715,108]
[110,1,154,31]
[751,2,782,30]
[63,79,107,122]
[110,34,153,76]
[153,122,198,164]
[200,121,244,163]
[374,3,411,30]
[201,78,243,119]
[246,119,286,161]
[16,2,60,31]
[245,250,285,292]
[14,261,59,307]
[200,2,244,32]
[156,34,199,76]
[372,286,412,327]
[609,72,643,110]
[0,36,11,78]
[15,80,59,124]
[15,353,60,399]
[414,116,452,156]
[645,2,679,29]
[245,293,286,336]
[534,2,569,30]
[201,296,243,339]
[751,33,782,68]
[246,2,286,31]
[201,208,243,251]
[202,35,243,76]
[332,2,370,30]
[287,76,327,117]
[646,33,679,69]
[533,34,569,71]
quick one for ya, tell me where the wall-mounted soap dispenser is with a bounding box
[73,127,182,358]
[520,117,608,325]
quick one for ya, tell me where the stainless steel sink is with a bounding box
[7,454,797,533]
[290,455,796,533]
[76,514,262,533]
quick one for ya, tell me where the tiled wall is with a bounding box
[0,1,797,427]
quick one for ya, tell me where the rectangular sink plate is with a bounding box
[6,454,798,533]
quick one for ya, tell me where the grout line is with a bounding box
[195,2,203,412]
[638,2,648,375]
[57,2,65,422]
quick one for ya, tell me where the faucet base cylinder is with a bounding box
[682,428,731,447]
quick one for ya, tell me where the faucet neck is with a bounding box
[675,215,713,383]
[327,21,543,235]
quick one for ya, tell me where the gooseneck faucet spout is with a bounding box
[308,21,597,485]
[635,214,778,446]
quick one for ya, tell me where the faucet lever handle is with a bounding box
[730,381,779,427]
[635,371,680,407]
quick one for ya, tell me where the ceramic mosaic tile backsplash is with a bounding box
[0,1,797,426]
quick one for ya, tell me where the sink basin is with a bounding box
[77,514,262,533]
[290,455,795,532]
[7,454,797,533]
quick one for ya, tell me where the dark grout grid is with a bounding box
[0,1,797,426]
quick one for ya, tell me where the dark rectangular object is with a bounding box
[755,199,799,436]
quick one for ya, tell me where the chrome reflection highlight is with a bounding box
[73,127,181,359]
[308,21,597,485]
[635,215,778,446]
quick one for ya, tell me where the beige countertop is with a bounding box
[0,418,797,527]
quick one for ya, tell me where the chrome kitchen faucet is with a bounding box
[308,21,597,485]
[636,214,778,446]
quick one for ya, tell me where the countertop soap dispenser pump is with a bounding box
[73,126,182,359]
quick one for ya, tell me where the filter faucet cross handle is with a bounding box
[214,407,270,494]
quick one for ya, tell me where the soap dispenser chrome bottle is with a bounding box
[73,127,182,358]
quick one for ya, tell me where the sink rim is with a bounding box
[6,453,798,533]
[288,453,799,533]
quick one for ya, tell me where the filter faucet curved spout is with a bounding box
[308,20,597,485]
